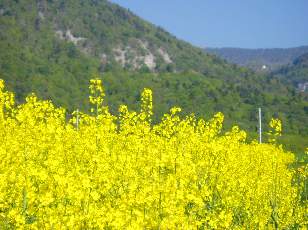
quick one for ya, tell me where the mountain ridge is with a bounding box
[204,46,308,71]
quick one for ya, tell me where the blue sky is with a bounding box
[110,0,308,49]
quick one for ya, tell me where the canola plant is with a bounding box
[0,79,307,229]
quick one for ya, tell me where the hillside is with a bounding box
[0,0,244,105]
[205,46,308,71]
[0,0,231,73]
[272,53,308,93]
[0,0,307,153]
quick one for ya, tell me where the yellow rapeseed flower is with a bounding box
[0,79,305,229]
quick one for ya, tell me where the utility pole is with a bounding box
[258,107,262,143]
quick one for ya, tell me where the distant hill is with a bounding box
[204,46,308,71]
[272,53,308,93]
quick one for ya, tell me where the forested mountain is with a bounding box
[0,0,245,104]
[0,0,307,154]
[0,0,231,73]
[205,46,308,71]
[272,53,308,92]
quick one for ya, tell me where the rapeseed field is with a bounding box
[0,79,306,229]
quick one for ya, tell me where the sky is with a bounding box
[110,0,308,49]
